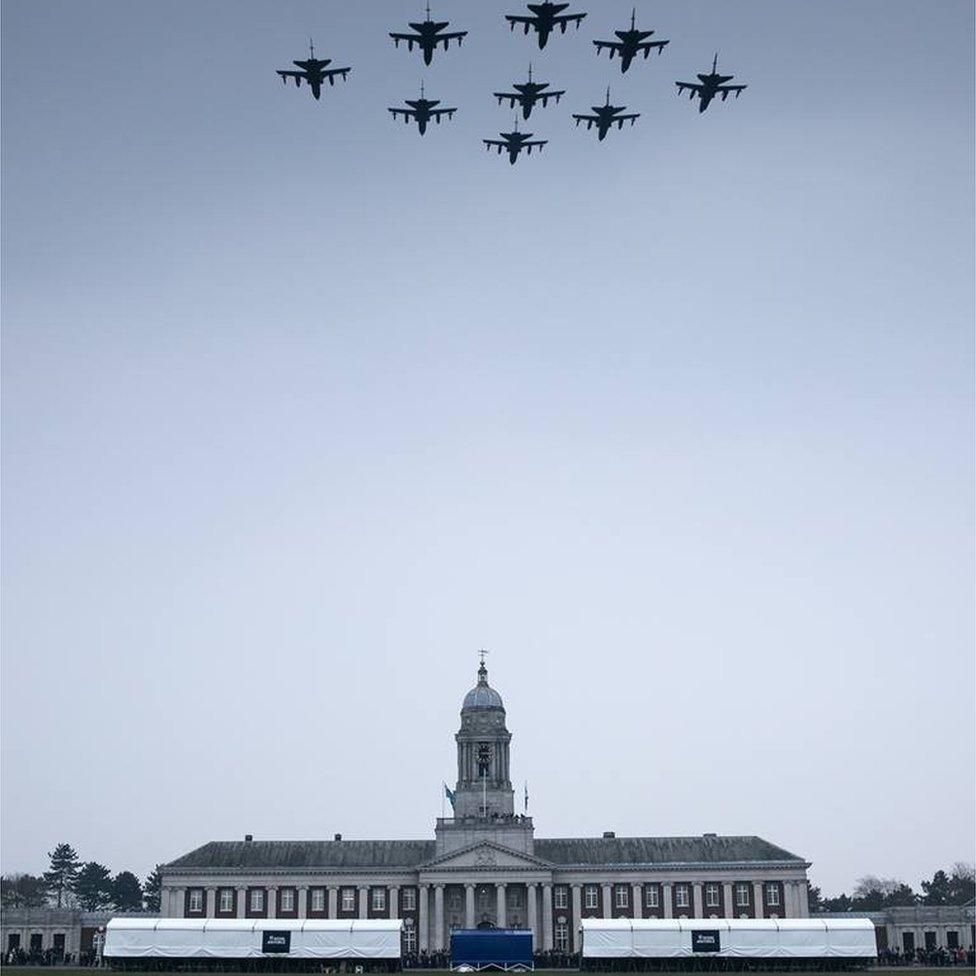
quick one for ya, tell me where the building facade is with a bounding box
[160,662,812,954]
[1,908,112,963]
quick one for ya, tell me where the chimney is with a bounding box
[334,833,342,841]
[603,830,615,839]
[244,834,253,842]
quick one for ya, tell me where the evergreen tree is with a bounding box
[112,871,144,912]
[43,843,80,908]
[143,865,162,913]
[74,862,114,911]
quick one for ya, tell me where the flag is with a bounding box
[524,781,529,813]
[444,783,456,809]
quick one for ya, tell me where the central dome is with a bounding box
[462,661,505,710]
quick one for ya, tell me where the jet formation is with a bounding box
[275,5,749,163]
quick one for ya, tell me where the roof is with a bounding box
[534,835,806,866]
[164,834,804,873]
[462,661,504,710]
[165,840,436,871]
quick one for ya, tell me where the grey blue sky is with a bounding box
[2,1,973,896]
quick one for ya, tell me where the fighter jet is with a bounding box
[505,2,587,50]
[276,39,351,101]
[675,54,747,113]
[593,8,669,73]
[493,64,564,120]
[390,3,467,66]
[572,88,639,141]
[388,82,457,136]
[483,120,547,165]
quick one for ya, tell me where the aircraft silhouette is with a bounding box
[593,8,669,73]
[494,64,564,120]
[390,3,467,66]
[483,120,547,164]
[276,40,351,100]
[675,54,747,112]
[572,88,640,140]
[388,82,457,135]
[505,2,587,50]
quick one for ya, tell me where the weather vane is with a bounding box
[478,648,490,666]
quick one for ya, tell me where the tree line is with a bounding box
[809,862,975,912]
[1,842,162,913]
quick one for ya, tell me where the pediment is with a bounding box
[422,841,552,870]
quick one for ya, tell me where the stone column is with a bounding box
[328,886,338,919]
[753,882,764,919]
[235,886,246,919]
[795,881,809,918]
[526,884,538,943]
[465,885,476,929]
[722,883,733,918]
[268,885,278,919]
[160,888,171,916]
[662,883,673,919]
[496,883,507,929]
[418,885,430,952]
[434,885,445,951]
[204,887,215,918]
[571,885,582,953]
[630,883,642,919]
[542,884,554,951]
[601,883,612,918]
[358,886,369,919]
[390,886,400,919]
[693,883,703,919]
[297,886,308,919]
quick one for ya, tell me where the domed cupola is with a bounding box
[462,660,505,711]
[452,657,515,818]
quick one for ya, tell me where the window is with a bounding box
[924,932,936,951]
[615,886,629,908]
[584,885,599,910]
[249,889,264,913]
[219,889,234,913]
[53,934,65,958]
[372,888,387,912]
[735,883,750,907]
[404,927,417,954]
[30,935,42,953]
[280,889,295,913]
[7,935,21,953]
[554,922,569,952]
[448,889,462,910]
[341,888,355,912]
[554,887,568,909]
[765,883,780,907]
[705,884,719,908]
[947,932,959,949]
[311,889,326,913]
[645,886,659,909]
[402,888,416,912]
[188,889,204,912]
[675,884,690,909]
[509,889,522,908]
[902,932,914,953]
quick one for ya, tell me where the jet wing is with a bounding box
[638,39,669,55]
[675,81,705,96]
[390,32,419,49]
[505,15,536,34]
[494,93,520,108]
[554,12,586,30]
[483,139,508,153]
[276,70,305,86]
[388,108,416,122]
[572,113,599,129]
[613,113,640,127]
[521,140,546,153]
[716,84,747,99]
[539,90,564,105]
[436,30,467,43]
[430,108,457,120]
[593,40,625,57]
[322,67,351,85]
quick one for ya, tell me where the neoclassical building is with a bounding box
[160,662,811,954]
